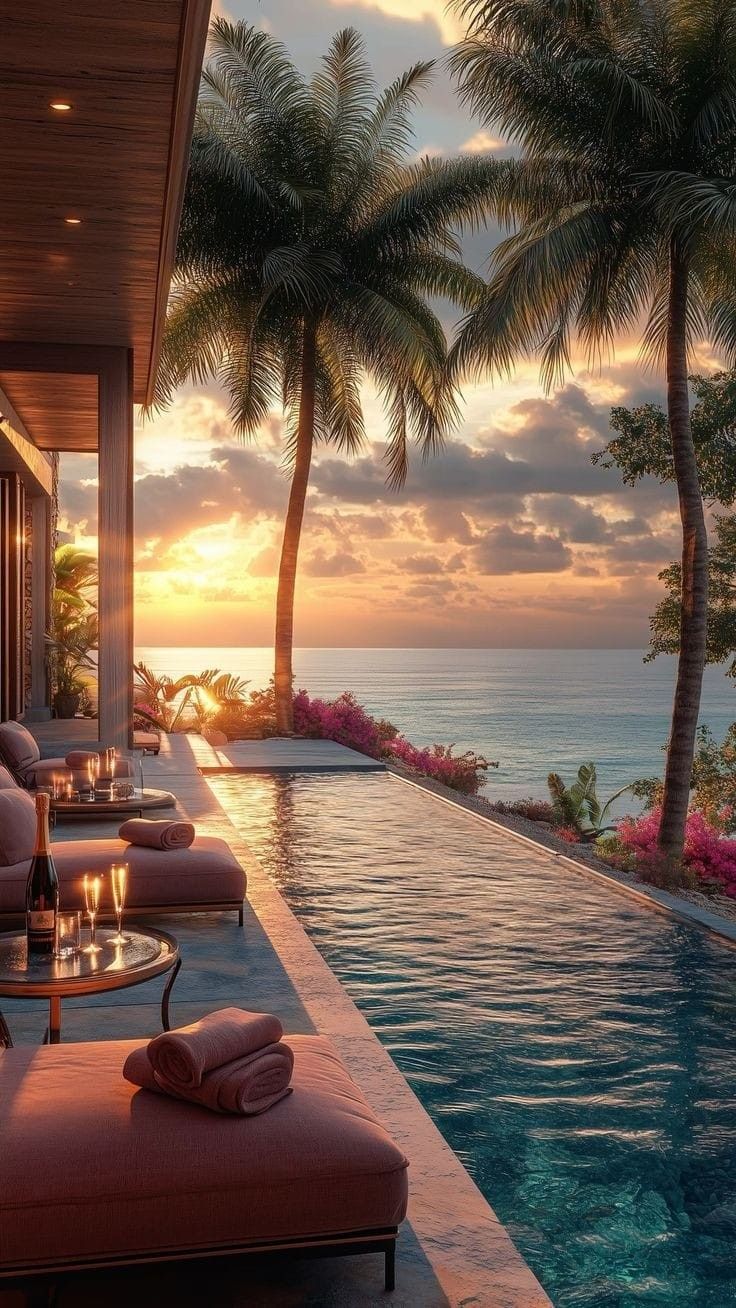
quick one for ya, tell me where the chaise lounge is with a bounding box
[0,719,137,789]
[0,778,247,925]
[0,1034,409,1292]
[0,720,159,791]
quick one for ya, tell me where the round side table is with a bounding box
[50,787,176,822]
[0,927,181,1047]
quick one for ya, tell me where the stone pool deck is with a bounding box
[3,732,550,1308]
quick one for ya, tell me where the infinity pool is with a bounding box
[210,771,736,1308]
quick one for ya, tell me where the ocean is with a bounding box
[135,647,735,806]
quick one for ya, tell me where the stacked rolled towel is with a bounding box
[118,817,195,850]
[123,1007,294,1116]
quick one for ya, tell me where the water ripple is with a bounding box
[211,771,736,1308]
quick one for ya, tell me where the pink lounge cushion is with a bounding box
[0,765,18,790]
[0,1034,409,1272]
[147,1007,284,1088]
[0,721,40,772]
[118,818,195,851]
[0,835,246,913]
[123,1040,294,1115]
[0,790,36,865]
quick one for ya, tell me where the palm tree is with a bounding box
[450,0,736,866]
[156,19,496,733]
[53,544,97,629]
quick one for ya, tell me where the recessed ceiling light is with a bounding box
[50,101,72,112]
[64,217,82,225]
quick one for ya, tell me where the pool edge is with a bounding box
[388,767,736,950]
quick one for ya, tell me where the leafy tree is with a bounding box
[450,0,736,865]
[647,515,736,679]
[594,371,736,503]
[157,20,497,732]
[595,374,736,680]
[634,722,736,833]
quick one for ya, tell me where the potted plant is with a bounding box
[48,545,98,719]
[47,613,98,719]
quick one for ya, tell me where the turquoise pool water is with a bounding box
[210,771,736,1308]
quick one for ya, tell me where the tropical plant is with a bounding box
[449,0,736,867]
[53,544,98,625]
[156,19,497,733]
[47,613,98,696]
[547,764,633,841]
[133,663,250,734]
[48,545,98,713]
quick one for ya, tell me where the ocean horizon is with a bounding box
[136,646,735,808]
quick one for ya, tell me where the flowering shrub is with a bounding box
[291,689,492,794]
[492,798,556,823]
[555,826,582,844]
[389,737,492,795]
[292,690,397,758]
[614,808,736,895]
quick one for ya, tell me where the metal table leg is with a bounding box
[47,995,62,1044]
[161,957,182,1031]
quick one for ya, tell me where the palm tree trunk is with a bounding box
[657,241,709,865]
[274,317,317,734]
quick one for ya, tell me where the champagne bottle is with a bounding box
[25,793,59,958]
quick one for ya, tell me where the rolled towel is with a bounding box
[147,1007,283,1089]
[118,818,195,851]
[123,1042,294,1116]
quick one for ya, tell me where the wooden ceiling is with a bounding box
[0,0,210,451]
[0,371,98,452]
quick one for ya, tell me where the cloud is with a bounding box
[303,549,366,576]
[395,553,447,574]
[328,0,463,44]
[134,447,287,556]
[472,525,573,574]
[461,129,505,153]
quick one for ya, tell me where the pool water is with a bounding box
[210,771,736,1308]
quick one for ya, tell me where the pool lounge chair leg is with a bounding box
[238,904,244,927]
[0,1008,13,1048]
[161,957,182,1031]
[384,1240,396,1292]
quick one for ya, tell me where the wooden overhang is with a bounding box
[0,0,211,454]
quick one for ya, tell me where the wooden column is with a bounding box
[28,494,51,713]
[98,349,134,748]
[0,474,26,721]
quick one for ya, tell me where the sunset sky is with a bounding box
[57,0,720,650]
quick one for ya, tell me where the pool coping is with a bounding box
[388,767,736,949]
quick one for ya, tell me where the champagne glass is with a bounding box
[82,874,102,953]
[109,863,128,945]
